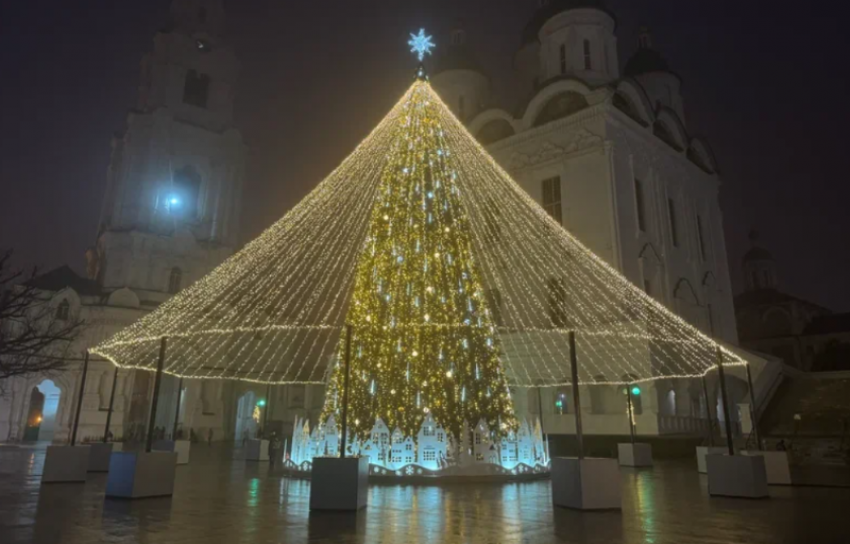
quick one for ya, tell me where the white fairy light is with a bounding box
[91,79,744,396]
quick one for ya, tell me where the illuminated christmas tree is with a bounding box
[320,72,516,441]
[92,30,746,456]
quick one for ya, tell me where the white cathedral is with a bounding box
[1,0,767,454]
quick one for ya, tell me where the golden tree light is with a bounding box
[91,79,745,439]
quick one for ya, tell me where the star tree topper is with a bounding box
[408,28,435,61]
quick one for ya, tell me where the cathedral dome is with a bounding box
[521,0,613,45]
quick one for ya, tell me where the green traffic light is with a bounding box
[257,399,267,407]
[631,387,641,396]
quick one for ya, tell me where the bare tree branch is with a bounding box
[0,249,85,380]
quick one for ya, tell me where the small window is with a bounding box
[559,44,567,74]
[168,267,183,294]
[458,95,465,119]
[55,300,70,321]
[667,198,679,248]
[183,69,210,108]
[697,215,707,261]
[548,277,568,328]
[583,39,592,70]
[634,179,646,232]
[541,176,562,225]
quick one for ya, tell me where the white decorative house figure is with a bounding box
[389,428,415,468]
[360,439,380,466]
[417,414,447,470]
[370,418,391,465]
[532,417,547,465]
[517,419,535,466]
[473,419,492,463]
[323,415,339,457]
[500,431,519,469]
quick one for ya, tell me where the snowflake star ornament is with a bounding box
[408,28,435,62]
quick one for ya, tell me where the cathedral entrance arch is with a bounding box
[24,380,62,442]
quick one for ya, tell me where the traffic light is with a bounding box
[257,399,267,407]
[631,386,641,396]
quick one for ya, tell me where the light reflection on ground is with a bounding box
[0,443,848,544]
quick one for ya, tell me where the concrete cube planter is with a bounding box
[706,453,769,499]
[105,451,178,499]
[617,443,653,468]
[245,439,269,462]
[551,457,621,511]
[87,442,123,472]
[696,446,729,474]
[741,450,791,485]
[42,445,90,483]
[153,439,191,465]
[310,456,369,511]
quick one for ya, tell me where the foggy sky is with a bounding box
[1,0,847,310]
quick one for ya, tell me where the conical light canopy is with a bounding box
[92,80,744,386]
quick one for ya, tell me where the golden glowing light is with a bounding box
[90,79,745,435]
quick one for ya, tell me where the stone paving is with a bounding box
[1,443,848,544]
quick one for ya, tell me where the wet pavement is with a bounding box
[1,443,848,544]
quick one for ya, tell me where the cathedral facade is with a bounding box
[2,1,759,446]
[431,1,743,433]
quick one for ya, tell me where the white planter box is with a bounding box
[153,439,191,465]
[42,445,90,483]
[105,451,177,499]
[245,439,269,462]
[696,446,729,473]
[618,443,653,468]
[310,456,369,511]
[706,454,769,499]
[551,457,621,511]
[742,450,792,485]
[88,442,123,472]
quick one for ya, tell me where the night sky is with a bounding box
[1,0,848,310]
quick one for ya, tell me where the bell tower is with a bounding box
[90,0,247,304]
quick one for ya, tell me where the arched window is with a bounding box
[55,300,70,321]
[183,69,210,108]
[559,44,567,74]
[168,267,183,294]
[583,39,592,70]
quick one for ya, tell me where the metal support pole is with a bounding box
[536,385,549,463]
[339,324,353,459]
[568,331,584,459]
[262,382,271,435]
[172,377,184,440]
[745,362,762,450]
[103,367,119,443]
[626,385,636,445]
[146,337,167,453]
[70,351,90,446]
[702,375,715,446]
[715,347,735,456]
